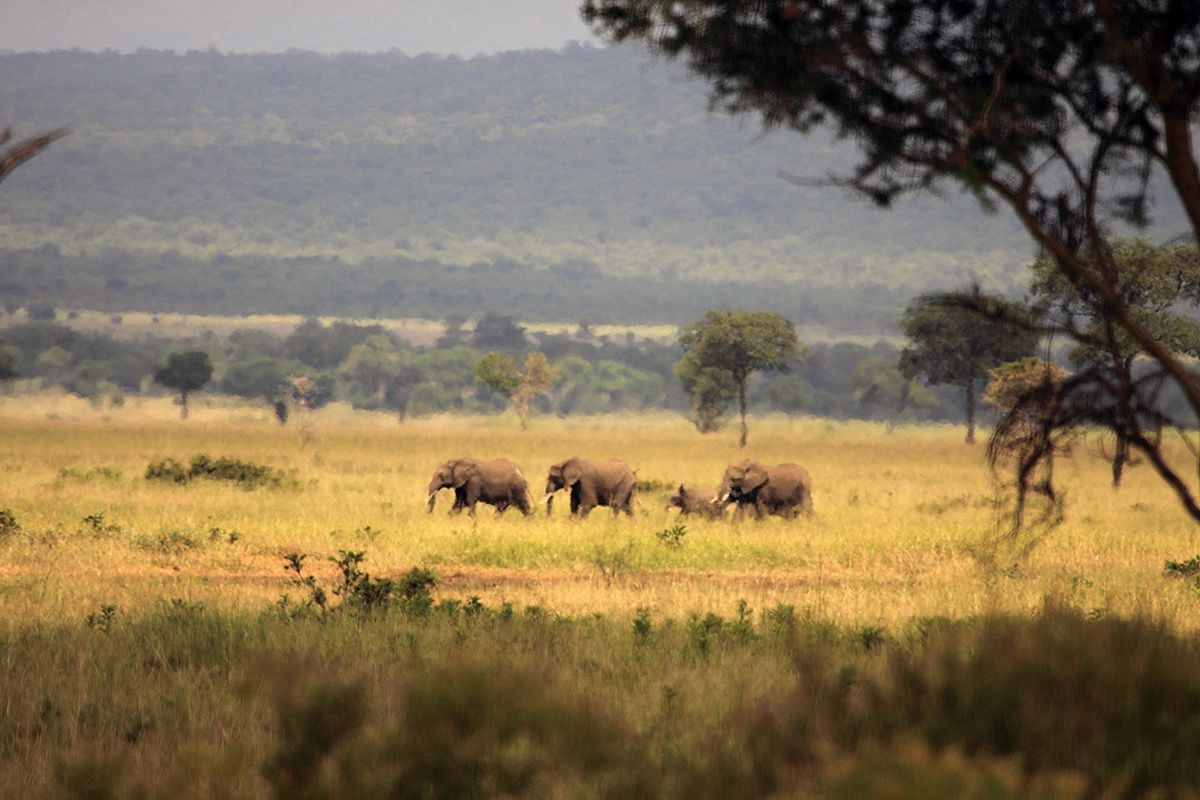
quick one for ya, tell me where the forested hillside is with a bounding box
[0,44,1159,329]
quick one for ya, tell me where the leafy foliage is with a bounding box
[900,286,1041,443]
[475,351,560,430]
[152,350,213,419]
[678,310,804,445]
[145,454,291,489]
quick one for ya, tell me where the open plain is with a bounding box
[1,395,1195,628]
[4,395,1200,797]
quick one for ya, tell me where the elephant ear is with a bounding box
[452,459,477,488]
[562,460,584,487]
[741,462,769,493]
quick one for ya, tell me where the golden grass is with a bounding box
[1,395,1197,632]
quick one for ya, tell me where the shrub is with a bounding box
[0,508,21,538]
[145,454,293,489]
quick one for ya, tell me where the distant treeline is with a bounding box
[0,313,967,424]
[0,245,903,332]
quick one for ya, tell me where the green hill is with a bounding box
[0,44,1159,330]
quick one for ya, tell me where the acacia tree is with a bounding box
[475,351,559,430]
[678,310,803,447]
[900,286,1042,444]
[581,0,1200,523]
[153,350,213,419]
[1029,238,1200,486]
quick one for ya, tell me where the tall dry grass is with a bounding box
[0,396,1196,629]
[4,397,1200,797]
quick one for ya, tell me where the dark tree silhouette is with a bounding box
[153,350,213,419]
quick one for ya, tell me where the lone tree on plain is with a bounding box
[153,350,213,419]
[475,351,559,430]
[900,286,1041,444]
[580,0,1200,523]
[678,310,803,447]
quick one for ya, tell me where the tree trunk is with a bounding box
[1112,431,1128,488]
[514,393,529,431]
[964,378,975,445]
[738,379,748,448]
[179,390,189,420]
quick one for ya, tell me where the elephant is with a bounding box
[715,460,814,520]
[667,484,728,520]
[427,457,532,516]
[545,457,636,517]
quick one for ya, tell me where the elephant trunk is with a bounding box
[427,492,437,513]
[545,494,555,516]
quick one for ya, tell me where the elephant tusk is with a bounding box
[713,492,729,505]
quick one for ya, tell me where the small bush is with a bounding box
[81,511,121,537]
[145,458,188,484]
[282,552,437,617]
[0,508,21,538]
[1164,555,1200,578]
[655,523,687,548]
[59,466,122,482]
[636,477,672,494]
[145,454,293,489]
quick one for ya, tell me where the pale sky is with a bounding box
[2,0,601,56]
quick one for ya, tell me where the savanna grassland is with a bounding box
[4,395,1200,797]
[2,394,1194,626]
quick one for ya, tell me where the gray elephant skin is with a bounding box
[427,457,532,516]
[716,460,814,519]
[545,457,636,517]
[667,484,728,519]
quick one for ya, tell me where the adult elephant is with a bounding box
[427,457,532,516]
[667,484,728,520]
[545,457,636,517]
[716,460,814,520]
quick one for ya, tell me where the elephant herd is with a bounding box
[427,456,814,520]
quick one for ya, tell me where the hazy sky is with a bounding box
[2,1,601,56]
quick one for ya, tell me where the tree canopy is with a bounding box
[582,0,1200,525]
[900,286,1041,444]
[153,350,213,419]
[678,309,803,445]
[1029,238,1200,487]
[475,351,560,430]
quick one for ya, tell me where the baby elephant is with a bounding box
[427,457,532,516]
[667,484,728,520]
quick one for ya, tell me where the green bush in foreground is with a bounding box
[2,601,1199,798]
